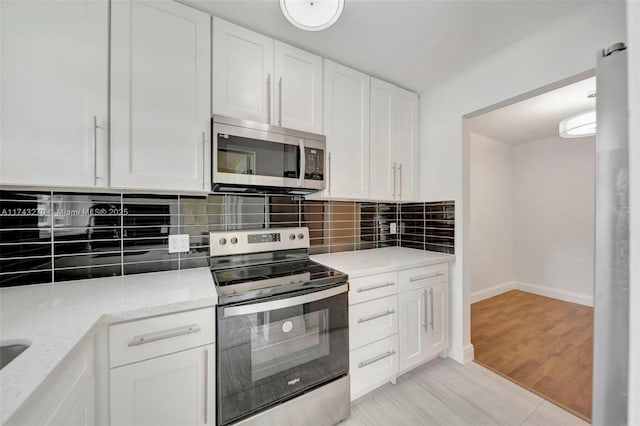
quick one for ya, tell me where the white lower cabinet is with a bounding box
[110,344,215,426]
[350,335,399,400]
[348,262,449,400]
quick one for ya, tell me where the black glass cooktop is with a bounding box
[211,256,347,305]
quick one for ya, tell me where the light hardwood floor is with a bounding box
[340,358,588,426]
[471,290,593,420]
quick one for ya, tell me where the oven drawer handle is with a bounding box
[357,309,395,324]
[127,324,201,347]
[356,281,395,293]
[409,272,444,282]
[358,350,396,368]
[223,283,348,317]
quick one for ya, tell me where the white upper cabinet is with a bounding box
[212,17,273,124]
[322,60,370,199]
[110,0,211,193]
[0,0,109,188]
[274,41,323,133]
[369,78,419,201]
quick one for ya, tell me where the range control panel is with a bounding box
[210,227,310,257]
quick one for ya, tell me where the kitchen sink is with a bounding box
[0,340,31,370]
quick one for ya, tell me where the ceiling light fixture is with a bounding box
[280,0,344,31]
[559,110,597,138]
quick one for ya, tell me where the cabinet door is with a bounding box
[369,78,397,201]
[425,282,449,354]
[111,0,211,192]
[110,344,215,426]
[323,60,370,199]
[0,0,108,188]
[274,41,323,133]
[398,287,429,372]
[212,17,273,124]
[53,377,96,426]
[397,88,420,201]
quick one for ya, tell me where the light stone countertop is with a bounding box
[311,246,455,278]
[0,267,217,424]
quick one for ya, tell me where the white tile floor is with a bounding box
[341,358,589,426]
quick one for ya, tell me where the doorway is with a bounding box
[466,77,596,421]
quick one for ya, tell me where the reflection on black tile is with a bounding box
[54,264,121,282]
[226,195,266,230]
[124,260,178,275]
[179,257,209,269]
[1,256,52,273]
[0,190,51,230]
[123,249,177,265]
[1,270,52,287]
[54,252,122,269]
[0,242,51,259]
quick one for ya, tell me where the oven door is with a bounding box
[216,284,348,426]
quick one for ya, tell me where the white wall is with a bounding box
[469,133,515,301]
[513,135,595,306]
[419,1,626,363]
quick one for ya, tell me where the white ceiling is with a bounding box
[180,0,593,92]
[468,76,596,144]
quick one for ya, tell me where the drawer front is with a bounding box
[109,307,215,368]
[399,263,447,293]
[350,334,399,401]
[348,271,398,305]
[349,295,398,350]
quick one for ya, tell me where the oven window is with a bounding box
[217,134,300,178]
[251,308,329,382]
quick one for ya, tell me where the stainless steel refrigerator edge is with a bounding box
[593,42,629,426]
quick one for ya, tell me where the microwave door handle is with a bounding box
[298,139,306,187]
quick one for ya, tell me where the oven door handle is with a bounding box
[223,283,348,317]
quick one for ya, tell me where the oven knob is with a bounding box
[230,237,238,244]
[298,233,304,240]
[289,233,296,240]
[219,238,227,245]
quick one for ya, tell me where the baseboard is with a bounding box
[515,281,593,307]
[448,343,475,364]
[470,281,518,303]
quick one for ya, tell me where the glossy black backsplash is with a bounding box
[0,190,454,287]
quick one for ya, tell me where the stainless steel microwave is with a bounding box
[211,115,326,194]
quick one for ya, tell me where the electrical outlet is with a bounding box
[390,222,397,235]
[168,234,190,253]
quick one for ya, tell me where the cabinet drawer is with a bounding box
[110,307,215,368]
[350,334,399,401]
[348,272,398,305]
[398,263,447,293]
[349,295,398,350]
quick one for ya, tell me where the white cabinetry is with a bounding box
[212,18,323,133]
[109,307,216,426]
[110,345,215,426]
[398,265,449,372]
[322,60,370,199]
[110,0,211,192]
[0,0,109,188]
[370,78,419,201]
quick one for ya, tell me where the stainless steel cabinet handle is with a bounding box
[357,309,395,324]
[409,271,444,282]
[357,281,395,293]
[358,350,396,368]
[127,324,201,346]
[204,348,209,424]
[267,74,271,124]
[92,116,103,185]
[398,163,403,199]
[327,152,332,195]
[202,132,207,190]
[423,289,429,332]
[392,162,397,199]
[278,76,283,126]
[298,139,306,187]
[429,288,434,330]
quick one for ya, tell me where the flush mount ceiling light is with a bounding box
[559,110,597,138]
[280,0,344,31]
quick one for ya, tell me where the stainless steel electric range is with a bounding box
[210,227,350,426]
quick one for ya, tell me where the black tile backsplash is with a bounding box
[0,189,455,287]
